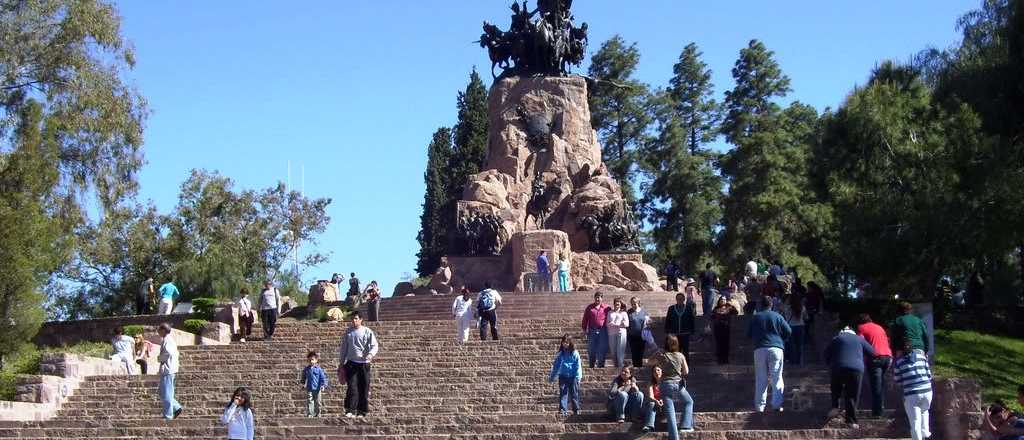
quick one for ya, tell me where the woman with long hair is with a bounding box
[641,365,664,433]
[648,335,695,437]
[710,296,739,364]
[548,334,583,417]
[221,387,254,440]
[606,298,629,368]
[606,366,643,423]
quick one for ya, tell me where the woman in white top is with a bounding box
[557,256,571,293]
[606,298,630,368]
[451,288,475,343]
[111,326,136,375]
[221,387,255,440]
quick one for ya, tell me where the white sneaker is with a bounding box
[239,338,246,342]
[680,428,695,433]
[345,412,356,418]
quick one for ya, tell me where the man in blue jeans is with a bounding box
[536,250,551,291]
[581,292,610,368]
[157,323,183,420]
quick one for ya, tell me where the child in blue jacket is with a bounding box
[300,351,328,417]
[548,334,583,416]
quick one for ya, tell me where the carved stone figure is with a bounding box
[453,213,507,256]
[526,175,564,230]
[578,204,640,252]
[479,0,588,78]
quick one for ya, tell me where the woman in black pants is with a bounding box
[626,296,650,367]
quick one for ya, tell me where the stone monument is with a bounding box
[449,0,660,292]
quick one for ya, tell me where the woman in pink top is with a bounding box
[606,298,630,368]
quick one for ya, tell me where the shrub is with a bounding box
[183,319,209,335]
[191,297,218,320]
[123,325,145,337]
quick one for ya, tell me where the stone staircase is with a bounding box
[0,291,910,439]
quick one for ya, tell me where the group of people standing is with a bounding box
[135,278,182,316]
[534,250,572,292]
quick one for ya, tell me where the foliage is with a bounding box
[0,102,66,370]
[55,170,332,318]
[1,0,148,213]
[448,69,490,200]
[182,319,208,335]
[190,297,217,321]
[719,40,830,283]
[123,325,144,337]
[416,127,454,277]
[934,329,1024,413]
[641,43,723,275]
[588,35,653,204]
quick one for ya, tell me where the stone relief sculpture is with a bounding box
[578,204,640,252]
[453,213,506,256]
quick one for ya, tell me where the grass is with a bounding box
[933,329,1024,413]
[0,342,113,401]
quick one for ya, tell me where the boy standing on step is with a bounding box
[338,311,379,418]
[300,351,328,417]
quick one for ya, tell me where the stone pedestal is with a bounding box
[511,230,571,291]
[447,255,513,292]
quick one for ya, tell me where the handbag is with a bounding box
[641,328,655,346]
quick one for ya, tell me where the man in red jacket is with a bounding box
[856,313,893,417]
[581,292,610,368]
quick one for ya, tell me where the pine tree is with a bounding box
[448,69,490,204]
[642,43,723,274]
[416,128,454,277]
[588,35,652,204]
[719,40,826,278]
[0,101,66,368]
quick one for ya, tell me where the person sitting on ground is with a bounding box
[641,365,665,433]
[363,281,381,322]
[824,325,876,429]
[984,402,1024,440]
[892,341,933,440]
[548,334,583,417]
[607,366,643,423]
[111,326,136,375]
[646,335,695,437]
[221,387,255,440]
[133,334,157,375]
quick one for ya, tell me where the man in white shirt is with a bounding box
[157,323,183,420]
[452,288,475,343]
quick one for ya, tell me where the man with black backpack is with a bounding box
[477,282,503,341]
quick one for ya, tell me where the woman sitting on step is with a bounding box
[641,365,664,433]
[607,367,643,423]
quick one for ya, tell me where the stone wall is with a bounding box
[931,377,984,440]
[447,255,513,291]
[3,353,125,421]
[33,313,194,348]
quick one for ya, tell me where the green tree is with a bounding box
[719,40,828,280]
[448,69,490,196]
[58,170,332,316]
[815,62,986,298]
[1,0,148,213]
[642,43,723,274]
[0,102,67,368]
[416,127,454,277]
[588,35,653,204]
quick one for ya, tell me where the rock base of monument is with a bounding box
[447,255,513,292]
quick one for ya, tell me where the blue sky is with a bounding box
[117,0,978,295]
